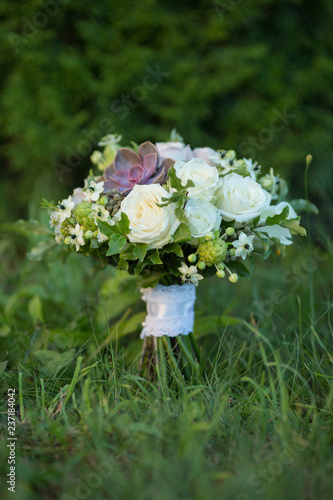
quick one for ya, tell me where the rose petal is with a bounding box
[114,148,141,171]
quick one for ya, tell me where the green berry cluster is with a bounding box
[197,234,228,267]
[74,202,96,231]
[105,189,123,216]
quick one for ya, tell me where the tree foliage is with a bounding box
[1,0,332,224]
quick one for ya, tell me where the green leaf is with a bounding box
[28,295,43,323]
[265,205,289,226]
[172,223,192,243]
[120,244,136,260]
[167,165,183,191]
[5,219,54,237]
[290,199,319,215]
[118,258,129,271]
[162,243,184,257]
[0,361,7,377]
[90,238,99,249]
[106,233,127,256]
[27,240,58,261]
[149,250,163,265]
[97,220,115,238]
[283,219,307,236]
[175,206,187,223]
[158,193,183,207]
[34,349,75,374]
[134,260,149,276]
[0,325,10,337]
[114,213,130,234]
[133,244,148,262]
[140,271,168,288]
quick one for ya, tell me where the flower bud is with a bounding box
[229,248,236,256]
[216,269,225,278]
[74,202,96,231]
[205,232,214,241]
[259,174,274,191]
[197,261,206,270]
[306,154,313,166]
[229,273,238,283]
[188,254,197,263]
[225,227,235,236]
[99,196,108,206]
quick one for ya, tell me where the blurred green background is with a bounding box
[1,4,333,499]
[1,0,333,228]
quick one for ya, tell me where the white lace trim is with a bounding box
[140,284,196,338]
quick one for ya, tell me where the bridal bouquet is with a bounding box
[46,131,306,380]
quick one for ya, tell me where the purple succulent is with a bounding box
[101,141,174,195]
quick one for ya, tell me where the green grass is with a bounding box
[0,226,333,500]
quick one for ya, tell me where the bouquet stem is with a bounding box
[138,334,201,385]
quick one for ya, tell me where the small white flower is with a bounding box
[52,196,75,223]
[97,229,108,243]
[211,150,243,175]
[50,211,59,227]
[65,223,85,252]
[243,158,261,180]
[90,204,111,222]
[54,224,63,244]
[84,181,104,202]
[178,263,203,286]
[259,168,281,199]
[233,232,255,260]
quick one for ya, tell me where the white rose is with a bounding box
[192,147,217,166]
[216,173,271,223]
[174,158,221,201]
[255,201,298,246]
[119,184,180,249]
[184,199,221,238]
[155,142,194,162]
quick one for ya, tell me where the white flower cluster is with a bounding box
[48,133,305,286]
[49,181,114,252]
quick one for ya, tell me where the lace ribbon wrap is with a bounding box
[140,284,196,339]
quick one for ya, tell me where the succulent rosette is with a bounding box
[44,130,311,289]
[100,141,174,195]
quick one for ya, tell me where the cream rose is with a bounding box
[155,142,194,162]
[119,184,180,249]
[174,158,221,201]
[216,173,271,223]
[192,147,217,166]
[184,199,221,238]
